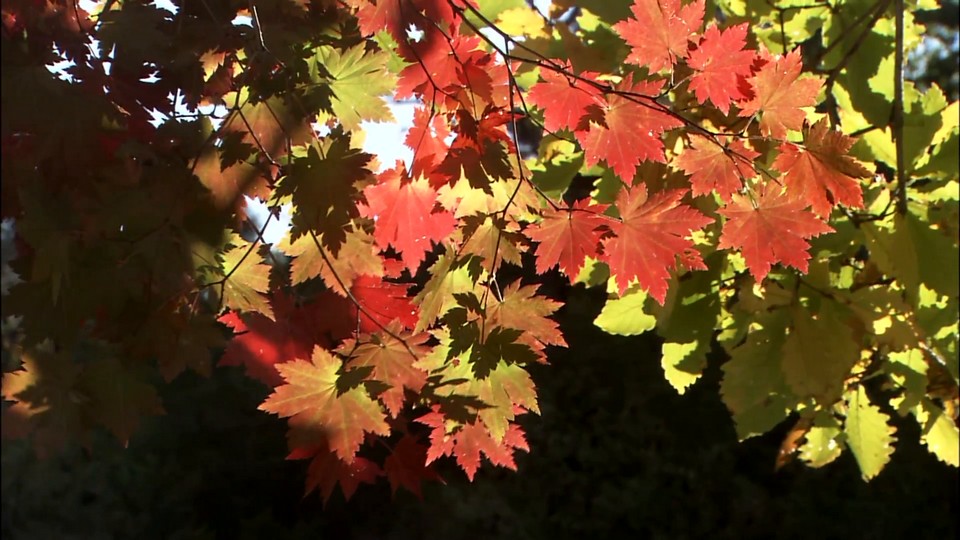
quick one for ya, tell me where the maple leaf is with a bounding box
[601,185,713,302]
[276,226,384,293]
[356,0,455,41]
[412,247,482,332]
[192,143,269,212]
[314,44,396,131]
[395,32,482,101]
[686,23,755,114]
[2,347,87,456]
[275,134,372,254]
[738,48,824,139]
[341,327,430,417]
[772,119,871,217]
[405,106,451,179]
[419,328,540,442]
[417,407,529,480]
[526,64,603,133]
[359,166,457,273]
[444,302,539,379]
[76,356,164,444]
[2,346,163,452]
[578,77,683,182]
[355,0,403,37]
[136,312,223,382]
[218,239,274,321]
[717,182,834,281]
[434,106,515,190]
[219,293,350,386]
[220,94,312,159]
[487,282,567,361]
[674,134,759,202]
[613,0,705,73]
[527,199,609,278]
[383,434,443,497]
[350,273,420,333]
[304,451,381,503]
[259,346,390,463]
[459,215,525,270]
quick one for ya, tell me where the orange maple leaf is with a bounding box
[360,166,456,272]
[738,48,823,139]
[717,182,834,281]
[577,76,683,182]
[675,134,759,202]
[613,0,705,73]
[773,119,872,217]
[600,185,713,302]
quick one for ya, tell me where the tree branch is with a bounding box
[893,0,907,215]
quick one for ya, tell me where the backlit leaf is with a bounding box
[844,385,897,481]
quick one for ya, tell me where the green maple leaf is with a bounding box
[844,385,897,481]
[276,134,372,253]
[413,248,483,333]
[218,239,274,321]
[276,225,383,293]
[421,329,539,442]
[314,44,396,131]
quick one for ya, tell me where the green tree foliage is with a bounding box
[1,0,957,501]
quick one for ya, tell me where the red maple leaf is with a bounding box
[218,293,352,386]
[405,106,451,179]
[717,182,834,281]
[687,23,755,114]
[383,434,443,497]
[434,106,515,189]
[359,166,456,272]
[417,407,529,481]
[577,76,683,182]
[600,185,713,302]
[738,48,824,139]
[259,346,390,463]
[303,448,381,503]
[396,32,481,101]
[675,134,759,202]
[772,119,871,217]
[526,199,609,279]
[355,0,455,41]
[350,274,419,333]
[613,0,705,73]
[526,63,603,133]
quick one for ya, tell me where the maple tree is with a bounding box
[1,0,957,504]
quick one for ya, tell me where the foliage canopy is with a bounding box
[1,0,957,500]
